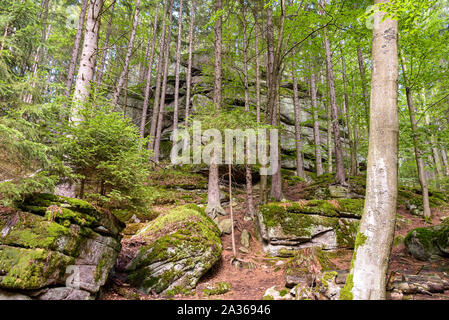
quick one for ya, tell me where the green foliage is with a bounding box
[61,104,152,211]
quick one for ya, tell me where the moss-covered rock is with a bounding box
[404,224,449,261]
[302,174,366,200]
[125,205,222,295]
[0,193,124,299]
[256,200,361,256]
[202,281,231,296]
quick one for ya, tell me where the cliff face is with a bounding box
[117,51,346,174]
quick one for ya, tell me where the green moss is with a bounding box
[166,286,195,297]
[354,232,368,249]
[127,205,222,294]
[321,271,338,289]
[340,273,354,300]
[0,246,74,290]
[0,211,82,256]
[260,200,362,241]
[202,282,231,296]
[279,288,289,297]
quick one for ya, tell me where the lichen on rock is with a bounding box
[124,204,222,295]
[256,200,362,256]
[0,193,124,300]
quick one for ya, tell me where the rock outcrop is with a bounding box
[122,205,222,295]
[255,199,363,256]
[0,193,124,300]
[405,223,449,261]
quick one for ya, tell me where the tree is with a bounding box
[206,0,225,218]
[400,52,431,219]
[65,0,89,97]
[72,0,104,121]
[112,0,141,106]
[342,0,399,300]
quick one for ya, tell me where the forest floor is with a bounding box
[101,182,449,301]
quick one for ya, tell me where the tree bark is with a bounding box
[172,0,184,140]
[292,49,305,179]
[241,1,255,218]
[112,0,141,106]
[72,0,104,122]
[96,0,115,86]
[343,2,399,300]
[324,34,346,184]
[24,0,50,103]
[310,65,324,176]
[206,0,225,218]
[139,4,160,139]
[357,45,370,135]
[153,2,174,161]
[184,0,195,125]
[148,0,171,150]
[400,53,431,219]
[65,0,89,97]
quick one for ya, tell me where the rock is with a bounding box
[238,247,249,254]
[0,289,31,300]
[388,273,449,295]
[218,219,233,235]
[124,205,222,295]
[404,224,449,261]
[0,193,124,299]
[255,200,362,256]
[293,271,341,300]
[38,287,92,300]
[203,282,231,296]
[329,185,349,198]
[285,274,307,289]
[240,229,251,248]
[405,200,424,217]
[263,286,293,300]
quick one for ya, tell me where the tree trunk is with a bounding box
[72,0,104,122]
[400,53,431,219]
[268,0,285,202]
[324,34,346,184]
[172,0,183,140]
[148,0,171,150]
[441,149,449,176]
[310,66,324,176]
[341,44,354,175]
[153,4,174,162]
[65,0,89,97]
[112,0,141,106]
[184,0,195,125]
[206,0,225,218]
[24,0,50,103]
[350,73,360,176]
[139,4,160,139]
[357,45,370,135]
[343,2,399,300]
[96,0,115,86]
[241,2,255,218]
[292,50,305,179]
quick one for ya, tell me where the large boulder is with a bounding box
[0,193,124,300]
[255,199,363,256]
[123,205,222,295]
[404,224,449,261]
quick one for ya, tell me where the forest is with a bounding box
[0,0,449,301]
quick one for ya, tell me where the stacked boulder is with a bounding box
[120,205,222,296]
[256,199,363,256]
[0,193,124,300]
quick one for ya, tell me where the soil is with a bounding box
[101,182,449,301]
